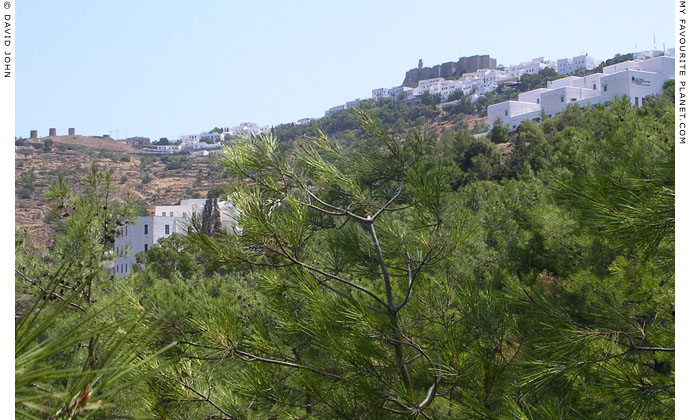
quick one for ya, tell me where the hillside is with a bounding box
[16,90,676,419]
[15,136,227,248]
[15,104,491,248]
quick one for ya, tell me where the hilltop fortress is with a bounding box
[402,54,497,87]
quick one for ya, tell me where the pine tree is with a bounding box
[15,164,170,418]
[176,109,465,417]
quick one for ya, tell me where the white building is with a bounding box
[388,85,413,100]
[112,199,239,277]
[179,134,200,142]
[369,71,503,105]
[199,133,223,142]
[156,144,183,154]
[633,50,663,60]
[488,56,674,132]
[499,57,556,81]
[556,54,600,75]
[222,122,270,136]
[181,141,220,151]
[345,99,363,109]
[372,88,391,100]
[325,104,345,116]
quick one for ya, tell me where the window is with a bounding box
[635,97,639,106]
[144,224,148,234]
[165,225,170,235]
[537,98,540,104]
[162,212,166,216]
[593,83,597,90]
[561,96,565,103]
[145,244,149,252]
[603,85,608,92]
[504,110,508,116]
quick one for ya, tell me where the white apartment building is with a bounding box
[112,199,239,277]
[488,55,674,132]
[556,54,600,75]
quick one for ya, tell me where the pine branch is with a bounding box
[160,372,238,420]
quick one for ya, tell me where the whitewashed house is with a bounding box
[179,134,200,142]
[633,50,663,60]
[156,143,183,154]
[556,54,600,75]
[325,104,346,116]
[112,199,239,277]
[222,123,270,136]
[372,88,391,100]
[199,133,223,143]
[498,58,556,81]
[345,99,363,109]
[389,85,413,99]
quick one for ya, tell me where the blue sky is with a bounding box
[16,0,673,140]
